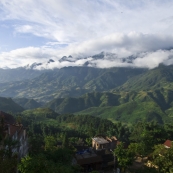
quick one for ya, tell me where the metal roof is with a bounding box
[93,137,109,144]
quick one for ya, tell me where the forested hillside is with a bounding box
[117,64,173,91]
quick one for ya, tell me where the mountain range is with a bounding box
[0,66,146,102]
[1,52,173,124]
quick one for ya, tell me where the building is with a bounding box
[0,111,28,159]
[72,135,119,172]
[92,135,118,150]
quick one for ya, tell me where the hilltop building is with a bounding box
[72,135,119,172]
[92,135,118,150]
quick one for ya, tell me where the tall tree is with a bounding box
[114,143,135,172]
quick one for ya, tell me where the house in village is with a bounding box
[0,111,28,159]
[73,135,118,172]
[92,135,118,150]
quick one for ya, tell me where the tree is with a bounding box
[29,134,44,154]
[114,143,135,172]
[18,148,77,173]
[62,133,69,148]
[152,144,173,173]
[130,122,166,158]
[18,154,59,173]
[85,138,92,146]
[44,135,56,151]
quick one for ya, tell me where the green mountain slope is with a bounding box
[45,89,173,124]
[0,67,146,102]
[117,64,173,91]
[21,108,59,120]
[13,98,42,110]
[0,97,24,113]
[76,101,168,124]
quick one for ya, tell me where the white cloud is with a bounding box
[1,44,173,70]
[0,47,58,68]
[1,33,173,69]
[133,50,173,69]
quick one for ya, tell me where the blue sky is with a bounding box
[0,0,173,68]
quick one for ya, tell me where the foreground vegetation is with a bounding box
[1,109,173,172]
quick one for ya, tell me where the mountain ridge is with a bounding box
[0,66,146,102]
[44,89,173,124]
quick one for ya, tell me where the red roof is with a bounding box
[164,140,172,148]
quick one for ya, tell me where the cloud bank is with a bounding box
[1,33,173,69]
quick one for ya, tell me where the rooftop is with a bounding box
[92,137,109,144]
[164,140,172,148]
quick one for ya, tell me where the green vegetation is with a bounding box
[76,101,168,124]
[118,64,173,91]
[20,108,59,126]
[1,109,173,172]
[152,144,173,172]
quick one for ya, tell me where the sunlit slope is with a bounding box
[45,89,173,123]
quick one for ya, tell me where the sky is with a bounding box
[0,0,173,69]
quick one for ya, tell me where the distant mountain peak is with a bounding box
[24,63,42,70]
[59,55,75,63]
[91,51,117,60]
[47,59,55,63]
